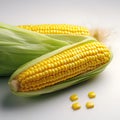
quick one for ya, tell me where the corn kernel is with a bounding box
[72,102,81,110]
[86,102,94,109]
[88,91,96,98]
[70,94,79,101]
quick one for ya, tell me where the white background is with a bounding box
[0,0,120,120]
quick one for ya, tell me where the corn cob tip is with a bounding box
[9,80,19,92]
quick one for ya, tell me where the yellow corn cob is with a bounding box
[18,24,90,36]
[12,41,111,92]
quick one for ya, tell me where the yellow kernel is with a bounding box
[88,91,96,98]
[72,102,81,110]
[70,94,79,101]
[86,102,94,109]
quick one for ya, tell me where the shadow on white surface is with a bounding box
[1,76,98,110]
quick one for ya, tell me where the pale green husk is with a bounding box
[8,39,112,97]
[0,22,91,76]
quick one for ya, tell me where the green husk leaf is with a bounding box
[0,23,90,76]
[46,34,93,44]
[8,38,112,97]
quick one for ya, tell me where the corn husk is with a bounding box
[0,23,90,76]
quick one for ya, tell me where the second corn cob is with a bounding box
[9,38,112,96]
[18,24,90,36]
[0,23,90,76]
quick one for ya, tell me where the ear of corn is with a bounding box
[18,24,91,45]
[8,38,112,97]
[18,24,90,36]
[0,23,90,76]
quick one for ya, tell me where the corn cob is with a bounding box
[0,23,89,76]
[9,39,112,96]
[18,24,90,36]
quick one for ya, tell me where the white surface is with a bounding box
[0,0,120,120]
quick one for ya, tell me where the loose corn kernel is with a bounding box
[88,91,96,98]
[86,102,94,109]
[18,24,90,36]
[72,102,81,110]
[70,94,79,101]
